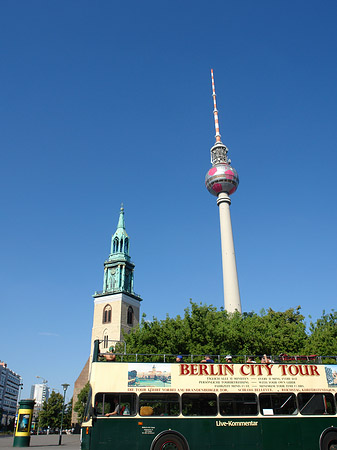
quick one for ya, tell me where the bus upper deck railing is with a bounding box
[92,340,337,365]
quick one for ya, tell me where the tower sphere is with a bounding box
[205,163,239,196]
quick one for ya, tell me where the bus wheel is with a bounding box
[321,432,337,450]
[151,432,189,450]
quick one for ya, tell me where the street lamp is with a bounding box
[58,383,69,445]
[15,378,24,430]
[18,380,24,403]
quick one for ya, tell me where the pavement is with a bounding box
[0,435,80,450]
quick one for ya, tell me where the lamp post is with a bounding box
[14,378,23,430]
[58,383,69,445]
[18,379,23,404]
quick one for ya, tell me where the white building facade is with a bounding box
[30,384,50,407]
[0,361,21,427]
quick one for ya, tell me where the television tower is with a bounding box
[205,69,242,313]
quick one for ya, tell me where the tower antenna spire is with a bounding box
[211,69,222,144]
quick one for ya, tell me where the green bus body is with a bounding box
[82,416,337,450]
[81,346,337,449]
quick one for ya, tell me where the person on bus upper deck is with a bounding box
[261,354,273,364]
[201,355,214,363]
[105,353,116,362]
[105,397,120,416]
[225,355,233,363]
[105,345,116,362]
[175,355,184,363]
[246,356,256,364]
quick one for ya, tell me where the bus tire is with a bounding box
[321,431,337,450]
[151,431,189,450]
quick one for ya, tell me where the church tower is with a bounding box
[90,205,142,353]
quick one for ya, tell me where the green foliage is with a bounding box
[74,383,90,424]
[39,391,64,430]
[304,310,337,355]
[63,399,72,429]
[239,307,307,355]
[123,301,315,358]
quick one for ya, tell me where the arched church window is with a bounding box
[127,306,133,326]
[120,238,124,253]
[103,330,109,349]
[103,304,112,324]
[124,238,129,254]
[113,238,119,253]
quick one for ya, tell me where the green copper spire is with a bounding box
[117,203,125,230]
[95,205,141,301]
[110,203,129,257]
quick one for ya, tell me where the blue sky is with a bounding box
[1,0,336,401]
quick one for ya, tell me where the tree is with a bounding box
[304,310,337,356]
[123,301,308,358]
[39,391,64,430]
[63,399,72,429]
[74,383,90,424]
[237,307,307,356]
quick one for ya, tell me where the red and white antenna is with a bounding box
[211,69,222,144]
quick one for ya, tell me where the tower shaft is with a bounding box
[217,193,241,312]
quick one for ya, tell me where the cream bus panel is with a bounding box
[90,362,337,395]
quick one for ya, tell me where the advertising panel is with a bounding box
[93,362,337,394]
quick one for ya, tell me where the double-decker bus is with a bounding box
[81,340,337,449]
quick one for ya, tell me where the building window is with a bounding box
[124,238,129,254]
[127,306,133,326]
[103,305,112,324]
[103,334,109,349]
[120,238,124,253]
[113,238,119,253]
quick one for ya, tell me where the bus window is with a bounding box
[219,393,258,416]
[139,393,179,416]
[298,393,336,415]
[94,393,136,416]
[259,393,297,415]
[182,393,217,416]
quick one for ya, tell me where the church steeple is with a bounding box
[100,205,140,300]
[109,204,130,259]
